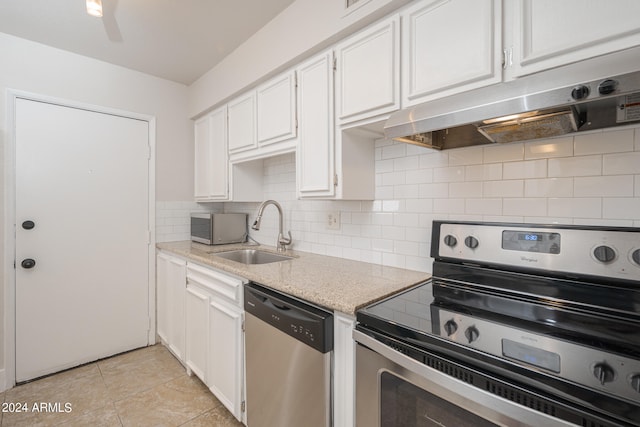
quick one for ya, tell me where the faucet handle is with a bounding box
[278,231,292,250]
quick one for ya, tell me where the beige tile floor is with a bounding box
[0,344,243,426]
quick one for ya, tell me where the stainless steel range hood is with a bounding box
[385,70,640,150]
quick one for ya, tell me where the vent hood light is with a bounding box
[86,0,103,17]
[482,111,541,125]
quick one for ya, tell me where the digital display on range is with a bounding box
[521,233,542,241]
[502,230,561,254]
[502,339,561,373]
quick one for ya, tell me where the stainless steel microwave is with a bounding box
[190,213,247,245]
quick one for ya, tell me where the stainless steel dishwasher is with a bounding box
[244,282,333,427]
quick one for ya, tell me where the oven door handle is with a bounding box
[352,329,578,427]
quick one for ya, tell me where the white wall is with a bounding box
[188,0,410,118]
[0,32,192,379]
[225,127,640,273]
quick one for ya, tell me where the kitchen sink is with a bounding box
[211,249,293,265]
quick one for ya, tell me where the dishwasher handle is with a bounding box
[244,282,333,353]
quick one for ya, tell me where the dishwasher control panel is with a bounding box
[244,282,334,353]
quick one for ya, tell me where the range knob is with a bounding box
[593,245,616,263]
[631,374,640,393]
[571,85,590,100]
[464,236,479,249]
[464,326,479,343]
[443,234,458,247]
[598,79,618,95]
[443,320,458,336]
[593,363,615,385]
[632,249,640,266]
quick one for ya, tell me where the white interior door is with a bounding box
[15,98,151,382]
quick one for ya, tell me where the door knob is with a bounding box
[22,220,35,230]
[21,259,36,269]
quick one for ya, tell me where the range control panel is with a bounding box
[432,221,640,282]
[433,307,640,404]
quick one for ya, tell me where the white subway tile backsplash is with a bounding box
[159,127,639,273]
[603,152,640,175]
[433,198,465,214]
[376,158,394,173]
[394,156,419,171]
[574,129,634,155]
[525,178,573,197]
[465,164,502,181]
[548,198,602,218]
[394,213,420,227]
[449,182,483,198]
[503,198,547,217]
[465,198,502,216]
[503,159,547,179]
[405,198,433,213]
[448,147,483,166]
[524,137,573,159]
[381,143,407,159]
[574,175,634,197]
[406,169,433,184]
[419,183,449,198]
[603,198,640,220]
[483,180,524,198]
[394,184,420,199]
[382,171,406,186]
[419,151,449,168]
[548,155,602,177]
[484,143,524,163]
[433,166,465,183]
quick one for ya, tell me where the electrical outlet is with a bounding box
[327,211,340,230]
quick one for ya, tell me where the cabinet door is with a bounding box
[297,50,336,198]
[228,92,257,153]
[194,107,228,201]
[508,0,640,78]
[156,253,171,344]
[402,0,501,106]
[208,298,244,421]
[185,284,209,381]
[157,253,186,361]
[257,71,297,146]
[335,15,400,124]
[168,256,186,361]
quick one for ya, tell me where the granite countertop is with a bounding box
[157,241,431,315]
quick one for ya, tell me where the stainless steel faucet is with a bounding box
[251,200,292,252]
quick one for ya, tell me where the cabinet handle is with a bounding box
[502,49,508,69]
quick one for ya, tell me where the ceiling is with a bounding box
[0,0,296,85]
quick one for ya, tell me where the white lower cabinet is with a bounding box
[208,298,244,419]
[157,252,186,362]
[185,262,247,423]
[185,284,209,380]
[334,312,356,427]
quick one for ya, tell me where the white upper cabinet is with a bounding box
[401,0,502,106]
[506,0,640,78]
[194,106,228,201]
[335,14,400,125]
[256,71,297,146]
[297,50,336,198]
[227,92,257,154]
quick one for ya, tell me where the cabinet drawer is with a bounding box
[186,263,246,306]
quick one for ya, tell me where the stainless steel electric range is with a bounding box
[355,221,640,427]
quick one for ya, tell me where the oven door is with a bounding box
[354,330,576,427]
